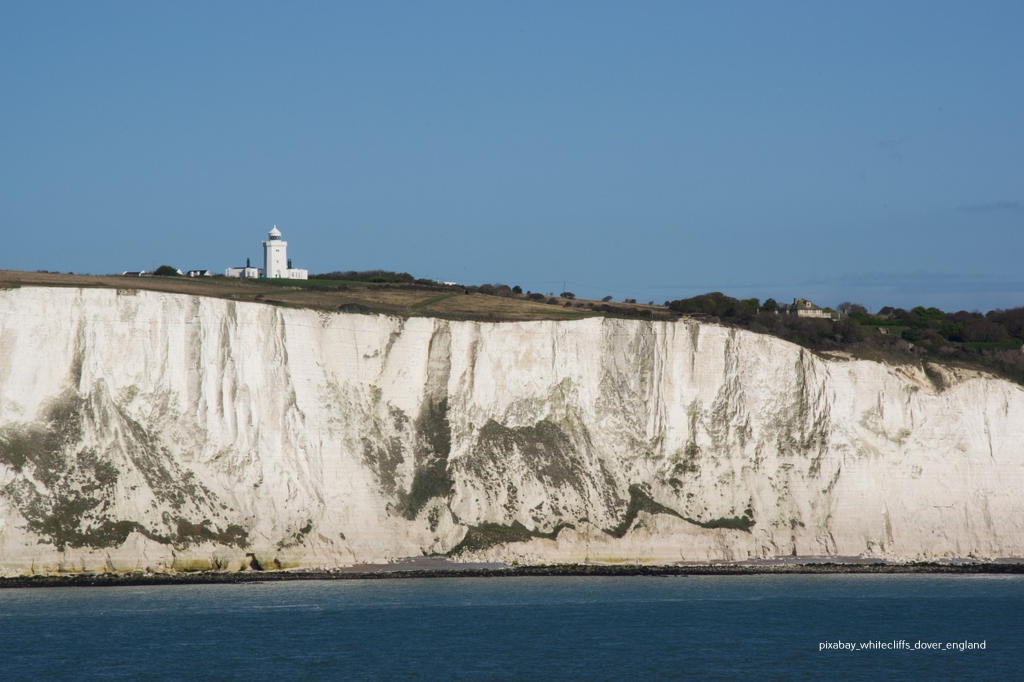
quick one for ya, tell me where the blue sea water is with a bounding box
[1,575,1022,680]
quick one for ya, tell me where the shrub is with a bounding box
[666,292,757,321]
[962,320,1008,342]
[315,270,414,283]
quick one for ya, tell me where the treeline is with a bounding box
[314,270,430,284]
[666,292,762,319]
[865,306,1024,344]
[665,292,1024,384]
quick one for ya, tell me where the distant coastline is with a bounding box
[4,562,1024,589]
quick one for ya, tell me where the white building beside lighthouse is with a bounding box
[262,225,308,280]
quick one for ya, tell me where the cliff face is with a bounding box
[1,287,1022,575]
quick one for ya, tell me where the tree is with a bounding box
[762,298,779,313]
[962,320,1008,343]
[153,265,180,276]
[512,285,522,294]
[835,317,864,343]
[560,291,575,299]
[602,295,613,302]
[317,270,413,283]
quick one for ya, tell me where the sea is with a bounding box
[1,575,1021,680]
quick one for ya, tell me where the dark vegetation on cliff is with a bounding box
[5,270,1023,384]
[663,291,1024,386]
[605,485,755,539]
[0,389,249,551]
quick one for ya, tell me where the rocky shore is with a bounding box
[4,562,1024,589]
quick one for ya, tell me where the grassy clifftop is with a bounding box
[0,270,669,323]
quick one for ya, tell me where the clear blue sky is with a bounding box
[2,1,1022,312]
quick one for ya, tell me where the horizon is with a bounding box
[14,266,1024,317]
[2,2,1022,313]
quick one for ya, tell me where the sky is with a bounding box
[2,1,1022,312]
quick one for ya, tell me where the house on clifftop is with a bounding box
[789,298,837,320]
[225,258,260,279]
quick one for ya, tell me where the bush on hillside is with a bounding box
[315,270,415,283]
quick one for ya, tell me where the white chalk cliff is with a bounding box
[0,286,1022,576]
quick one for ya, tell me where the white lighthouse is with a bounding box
[262,225,308,280]
[263,225,287,278]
